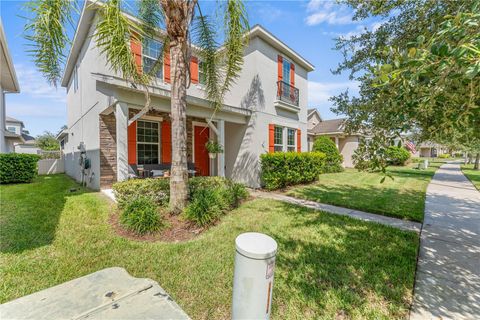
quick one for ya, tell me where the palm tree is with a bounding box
[24,0,249,212]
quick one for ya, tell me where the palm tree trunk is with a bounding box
[169,39,189,213]
[474,152,480,170]
[162,0,196,213]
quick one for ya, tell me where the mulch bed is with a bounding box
[109,211,207,243]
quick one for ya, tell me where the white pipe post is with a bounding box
[232,232,278,320]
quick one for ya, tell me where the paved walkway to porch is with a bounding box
[410,163,480,320]
[251,190,422,233]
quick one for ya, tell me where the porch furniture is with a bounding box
[128,163,197,179]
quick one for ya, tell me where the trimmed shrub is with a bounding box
[385,146,411,166]
[120,196,163,234]
[312,136,343,172]
[112,178,169,209]
[438,154,451,159]
[114,176,248,228]
[260,152,327,190]
[184,189,224,226]
[185,176,248,226]
[0,153,40,184]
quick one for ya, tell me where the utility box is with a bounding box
[232,232,278,320]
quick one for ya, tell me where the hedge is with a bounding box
[0,153,41,184]
[112,178,170,209]
[260,152,327,190]
[385,146,411,166]
[312,136,343,173]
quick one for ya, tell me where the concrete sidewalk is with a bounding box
[410,163,480,320]
[251,190,422,233]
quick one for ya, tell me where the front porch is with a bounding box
[99,105,228,188]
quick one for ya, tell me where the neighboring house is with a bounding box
[60,1,314,190]
[1,20,21,153]
[307,113,362,168]
[4,116,40,154]
[415,142,449,158]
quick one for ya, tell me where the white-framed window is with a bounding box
[137,120,160,164]
[287,128,296,152]
[142,38,163,79]
[73,65,79,92]
[282,58,291,82]
[274,126,283,152]
[273,125,297,152]
[198,61,206,85]
[7,126,16,133]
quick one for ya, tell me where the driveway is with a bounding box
[411,163,480,319]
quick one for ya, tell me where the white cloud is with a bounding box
[14,64,66,102]
[308,80,359,107]
[305,0,355,26]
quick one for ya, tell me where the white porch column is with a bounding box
[335,136,339,150]
[217,119,225,177]
[116,102,129,182]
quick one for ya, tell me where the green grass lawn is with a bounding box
[287,163,442,222]
[462,164,480,190]
[0,175,418,319]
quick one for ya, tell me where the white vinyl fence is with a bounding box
[37,150,64,175]
[38,158,65,175]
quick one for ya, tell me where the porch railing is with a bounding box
[276,81,299,107]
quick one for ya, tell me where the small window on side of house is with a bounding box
[274,126,283,152]
[73,65,79,92]
[287,128,296,151]
[7,126,16,133]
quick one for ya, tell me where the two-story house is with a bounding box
[60,1,314,189]
[5,117,38,154]
[1,20,21,153]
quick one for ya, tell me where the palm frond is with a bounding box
[192,0,249,111]
[94,0,144,84]
[23,0,76,87]
[138,0,164,39]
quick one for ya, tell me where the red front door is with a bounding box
[194,126,210,176]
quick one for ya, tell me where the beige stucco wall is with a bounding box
[338,136,359,168]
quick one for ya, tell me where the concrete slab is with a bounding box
[251,190,421,232]
[0,267,190,320]
[410,163,480,320]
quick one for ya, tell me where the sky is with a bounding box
[1,0,378,137]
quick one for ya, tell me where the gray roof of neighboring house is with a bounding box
[310,118,346,134]
[307,108,316,114]
[5,116,23,124]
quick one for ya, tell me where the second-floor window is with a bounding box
[7,126,16,133]
[142,39,163,79]
[282,58,291,83]
[199,61,206,85]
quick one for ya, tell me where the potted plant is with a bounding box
[205,140,223,159]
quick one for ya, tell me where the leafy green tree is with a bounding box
[24,0,249,211]
[312,136,343,172]
[35,131,59,151]
[332,0,479,171]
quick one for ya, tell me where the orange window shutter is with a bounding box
[161,121,172,163]
[297,129,301,152]
[190,56,199,84]
[127,121,137,164]
[290,63,295,87]
[164,51,171,83]
[130,35,142,74]
[269,124,275,153]
[277,55,283,82]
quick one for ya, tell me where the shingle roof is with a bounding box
[310,118,346,134]
[6,116,22,123]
